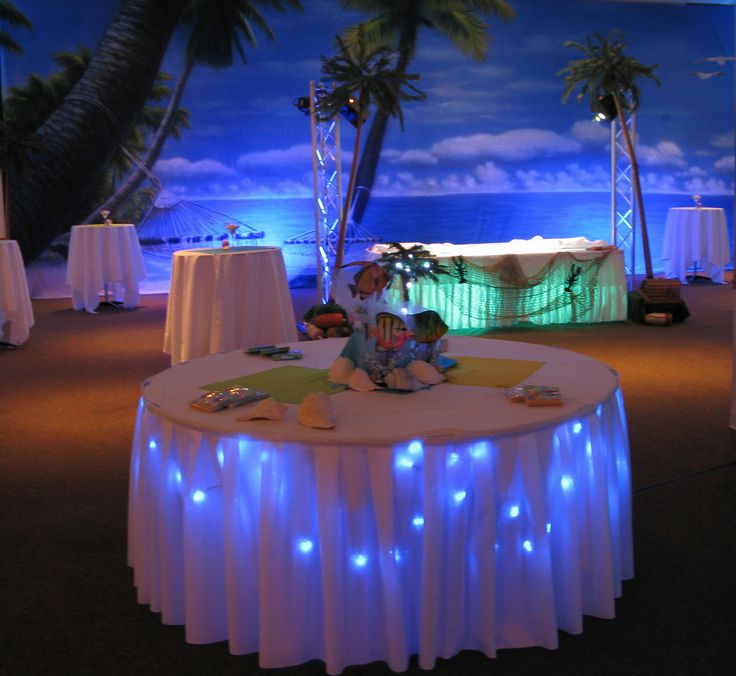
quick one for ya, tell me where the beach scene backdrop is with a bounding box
[6,0,733,295]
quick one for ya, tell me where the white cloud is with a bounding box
[682,166,708,178]
[154,157,236,179]
[637,141,687,168]
[515,163,610,192]
[473,161,515,191]
[640,172,681,193]
[711,132,735,150]
[714,155,735,173]
[430,129,581,162]
[683,175,733,195]
[237,143,313,169]
[373,162,514,196]
[386,149,438,166]
[569,120,610,146]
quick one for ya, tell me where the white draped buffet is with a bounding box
[0,239,34,345]
[661,207,730,284]
[163,246,297,365]
[66,224,146,312]
[128,335,633,674]
[365,237,627,330]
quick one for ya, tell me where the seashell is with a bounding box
[348,367,380,392]
[384,367,425,392]
[328,356,355,384]
[408,359,445,385]
[298,392,335,429]
[237,397,287,421]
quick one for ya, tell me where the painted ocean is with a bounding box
[194,192,734,283]
[30,191,731,298]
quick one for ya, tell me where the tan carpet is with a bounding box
[1,283,734,675]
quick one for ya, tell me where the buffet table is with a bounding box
[661,207,730,283]
[0,239,34,345]
[163,246,297,365]
[66,224,146,312]
[366,237,627,330]
[128,336,633,674]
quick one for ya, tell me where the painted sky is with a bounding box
[4,0,734,202]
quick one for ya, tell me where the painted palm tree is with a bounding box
[318,33,425,295]
[85,0,302,224]
[8,0,191,263]
[558,30,660,279]
[5,49,189,226]
[339,0,515,225]
[0,0,31,238]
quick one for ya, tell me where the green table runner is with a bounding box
[202,365,346,404]
[445,356,545,388]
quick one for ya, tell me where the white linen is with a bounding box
[731,289,736,430]
[66,224,146,312]
[0,239,34,345]
[163,246,297,365]
[661,207,730,284]
[364,238,627,329]
[128,336,633,674]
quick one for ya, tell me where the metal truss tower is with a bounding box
[284,81,344,303]
[611,113,636,289]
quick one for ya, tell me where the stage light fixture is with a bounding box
[592,93,617,122]
[293,93,360,128]
[339,96,360,128]
[294,96,311,115]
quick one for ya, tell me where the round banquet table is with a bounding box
[66,224,146,312]
[0,239,34,345]
[128,336,633,674]
[163,246,297,365]
[661,207,730,283]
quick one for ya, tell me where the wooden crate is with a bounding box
[639,277,681,304]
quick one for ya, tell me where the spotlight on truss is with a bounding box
[592,93,617,122]
[293,93,361,128]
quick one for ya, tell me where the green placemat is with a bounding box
[202,365,346,404]
[445,356,545,388]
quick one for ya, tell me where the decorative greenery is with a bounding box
[338,0,515,225]
[557,30,661,279]
[375,242,447,303]
[319,32,426,298]
[86,0,303,224]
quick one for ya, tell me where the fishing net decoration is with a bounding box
[435,250,612,324]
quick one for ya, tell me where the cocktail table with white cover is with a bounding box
[661,207,730,283]
[0,239,34,345]
[163,246,297,365]
[66,224,146,312]
[128,335,633,674]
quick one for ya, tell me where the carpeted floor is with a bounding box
[1,282,735,675]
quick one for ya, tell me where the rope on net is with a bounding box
[435,250,612,323]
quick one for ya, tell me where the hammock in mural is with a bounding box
[282,219,379,277]
[434,250,613,324]
[137,190,264,254]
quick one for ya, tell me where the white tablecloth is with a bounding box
[66,224,146,312]
[661,207,730,283]
[361,237,627,330]
[128,336,633,673]
[0,239,34,345]
[163,246,297,365]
